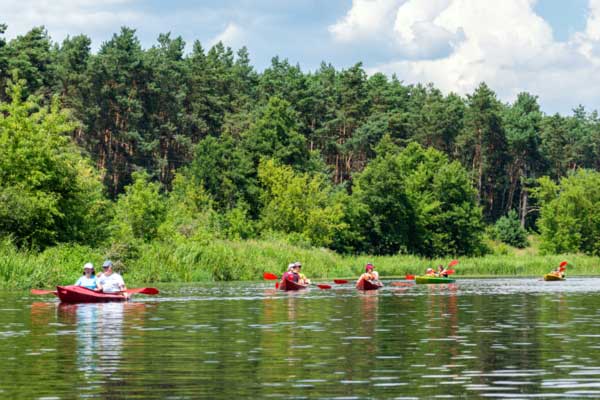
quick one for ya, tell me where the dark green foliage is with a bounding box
[5,24,600,262]
[350,140,484,256]
[493,210,529,248]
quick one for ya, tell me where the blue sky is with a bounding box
[2,0,600,114]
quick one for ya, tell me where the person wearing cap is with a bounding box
[294,261,311,285]
[97,260,128,296]
[75,262,98,290]
[425,267,436,276]
[357,263,379,283]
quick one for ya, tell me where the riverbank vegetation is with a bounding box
[2,25,600,288]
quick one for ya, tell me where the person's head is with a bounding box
[102,260,113,274]
[438,264,444,270]
[288,263,295,271]
[83,262,95,276]
[293,261,302,271]
[427,268,433,273]
[365,263,374,272]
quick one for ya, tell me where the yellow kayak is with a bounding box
[544,273,565,281]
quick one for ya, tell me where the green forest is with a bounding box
[1,25,600,287]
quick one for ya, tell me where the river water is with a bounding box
[2,278,600,399]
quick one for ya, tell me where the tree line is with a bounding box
[1,25,600,257]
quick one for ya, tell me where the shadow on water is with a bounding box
[2,278,600,398]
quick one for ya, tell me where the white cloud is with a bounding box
[208,22,245,49]
[329,0,404,42]
[332,0,600,113]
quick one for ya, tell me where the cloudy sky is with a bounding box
[1,0,597,114]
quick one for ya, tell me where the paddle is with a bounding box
[30,289,56,295]
[405,274,415,280]
[125,287,159,295]
[333,279,348,284]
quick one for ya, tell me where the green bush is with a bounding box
[493,210,529,248]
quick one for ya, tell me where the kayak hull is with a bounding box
[544,274,565,281]
[415,276,456,284]
[278,279,308,291]
[56,285,127,303]
[356,277,383,290]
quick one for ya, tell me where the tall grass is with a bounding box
[0,237,596,289]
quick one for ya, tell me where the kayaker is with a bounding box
[75,262,97,290]
[425,267,436,276]
[357,263,379,283]
[436,264,448,277]
[294,261,311,285]
[282,263,298,282]
[551,266,565,279]
[97,260,128,297]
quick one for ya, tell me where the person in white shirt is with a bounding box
[97,260,128,298]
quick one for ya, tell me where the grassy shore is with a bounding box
[0,236,595,289]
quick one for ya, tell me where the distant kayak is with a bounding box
[56,285,127,303]
[544,274,565,281]
[415,276,456,284]
[356,277,383,290]
[278,279,308,291]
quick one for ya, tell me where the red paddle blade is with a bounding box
[448,259,459,267]
[126,287,159,295]
[275,282,280,289]
[317,284,332,289]
[30,289,57,295]
[263,272,278,280]
[333,279,348,284]
[559,261,568,268]
[446,269,455,275]
[405,274,415,280]
[559,266,566,271]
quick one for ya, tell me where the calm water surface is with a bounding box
[2,278,600,399]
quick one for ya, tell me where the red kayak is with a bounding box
[356,277,383,291]
[55,285,127,303]
[278,279,308,291]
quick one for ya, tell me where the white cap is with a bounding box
[83,262,94,270]
[288,263,295,271]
